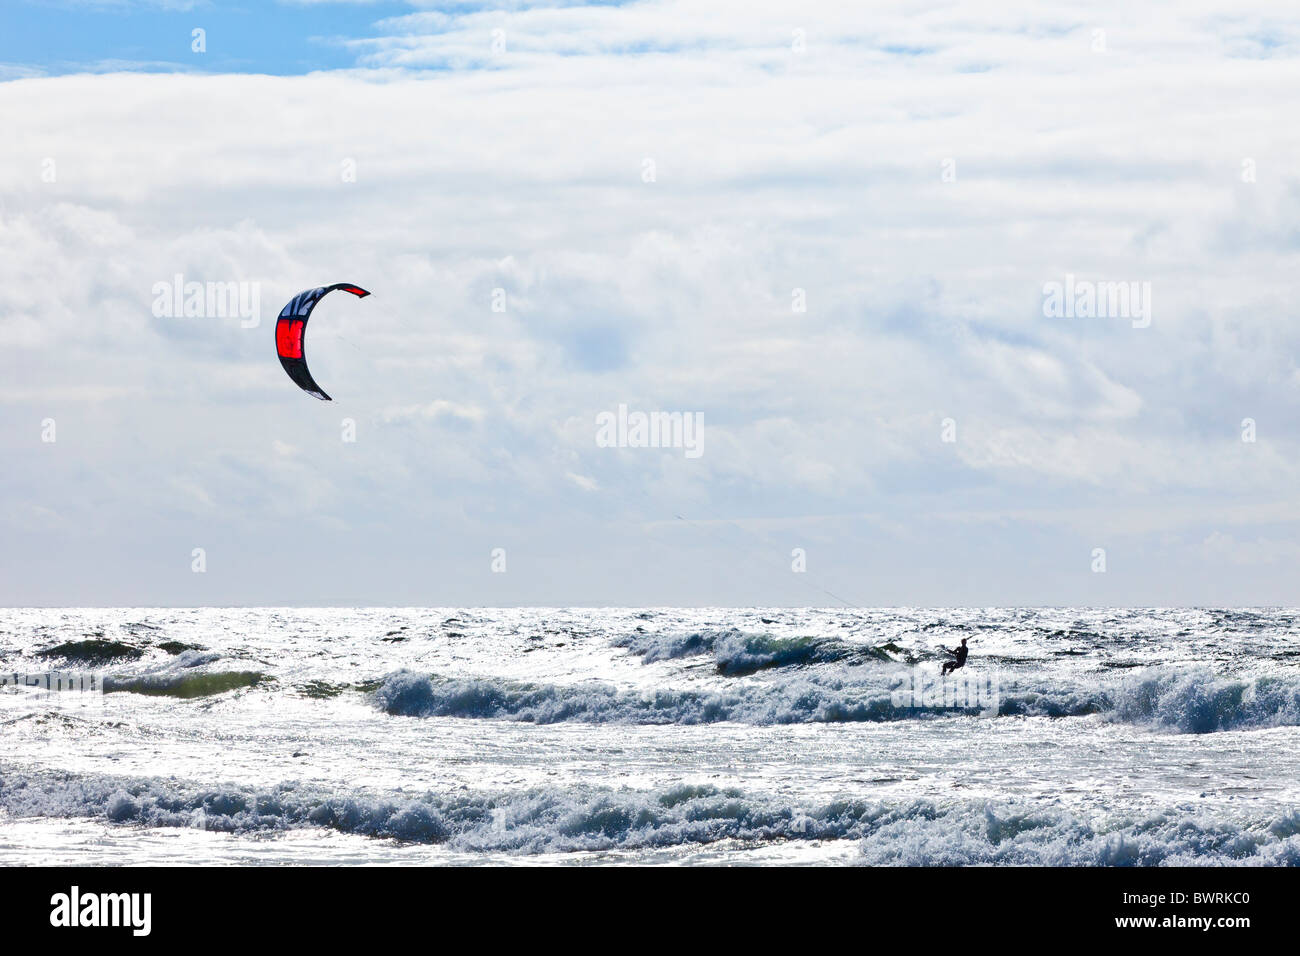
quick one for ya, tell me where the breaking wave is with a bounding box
[1107,668,1300,733]
[374,669,911,725]
[855,802,1300,866]
[374,667,1300,733]
[2,768,1297,863]
[614,628,908,675]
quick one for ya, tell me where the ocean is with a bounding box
[2,607,1299,866]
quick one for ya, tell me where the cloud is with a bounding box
[1201,531,1300,567]
[565,471,599,492]
[381,400,487,423]
[3,1,1300,603]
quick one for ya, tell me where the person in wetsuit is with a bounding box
[941,637,969,676]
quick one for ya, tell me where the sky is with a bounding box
[2,0,1300,607]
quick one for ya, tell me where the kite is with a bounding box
[274,283,370,401]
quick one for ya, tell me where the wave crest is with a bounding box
[4,769,1298,863]
[376,670,945,725]
[1109,669,1300,733]
[614,628,905,675]
[375,667,1300,733]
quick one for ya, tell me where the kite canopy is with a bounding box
[274,283,370,401]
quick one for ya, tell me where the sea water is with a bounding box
[2,607,1299,865]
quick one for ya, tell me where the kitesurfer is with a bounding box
[941,637,969,676]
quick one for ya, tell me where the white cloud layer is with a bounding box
[3,0,1300,604]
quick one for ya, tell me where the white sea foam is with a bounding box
[3,768,1298,863]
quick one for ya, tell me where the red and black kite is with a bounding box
[274,283,370,401]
